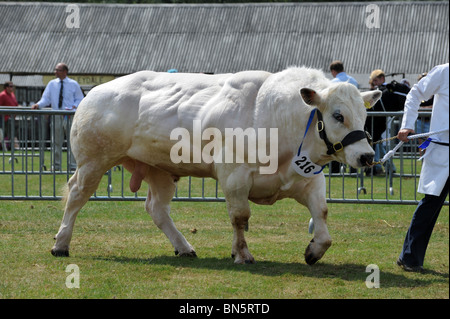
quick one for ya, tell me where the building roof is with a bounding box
[0,1,448,87]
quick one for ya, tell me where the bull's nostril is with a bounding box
[360,154,374,166]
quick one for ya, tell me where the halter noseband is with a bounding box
[315,109,372,155]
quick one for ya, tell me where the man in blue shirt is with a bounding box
[32,63,84,171]
[329,60,359,88]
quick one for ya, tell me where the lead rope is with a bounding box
[371,128,449,165]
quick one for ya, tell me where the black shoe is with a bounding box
[397,258,424,273]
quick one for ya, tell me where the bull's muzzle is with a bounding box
[359,153,374,167]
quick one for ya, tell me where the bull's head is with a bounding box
[300,83,381,168]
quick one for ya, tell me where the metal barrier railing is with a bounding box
[1,108,447,205]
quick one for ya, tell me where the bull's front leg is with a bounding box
[227,199,254,264]
[218,165,255,264]
[293,175,332,265]
[304,202,331,265]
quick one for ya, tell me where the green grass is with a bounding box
[1,150,448,298]
[0,199,448,299]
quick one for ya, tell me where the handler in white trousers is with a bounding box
[397,63,449,272]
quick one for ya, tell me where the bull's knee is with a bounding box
[231,215,250,230]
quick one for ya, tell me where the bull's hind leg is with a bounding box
[51,164,107,256]
[143,165,196,257]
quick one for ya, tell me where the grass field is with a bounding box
[0,198,448,299]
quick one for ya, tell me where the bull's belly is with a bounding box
[126,139,216,178]
[248,174,286,205]
[155,162,215,178]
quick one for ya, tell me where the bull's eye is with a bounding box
[333,111,344,123]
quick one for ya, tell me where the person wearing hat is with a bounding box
[366,69,410,175]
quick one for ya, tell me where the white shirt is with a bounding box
[37,77,84,110]
[401,63,449,196]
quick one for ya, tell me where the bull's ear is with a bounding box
[300,88,322,106]
[361,90,382,109]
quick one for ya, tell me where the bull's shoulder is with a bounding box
[197,71,273,129]
[226,70,272,88]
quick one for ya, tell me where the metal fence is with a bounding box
[1,108,448,205]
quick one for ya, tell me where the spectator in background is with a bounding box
[366,69,410,175]
[32,63,84,171]
[329,60,359,88]
[0,81,19,150]
[396,63,449,273]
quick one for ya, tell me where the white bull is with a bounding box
[52,67,381,265]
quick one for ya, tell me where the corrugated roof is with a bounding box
[0,1,448,78]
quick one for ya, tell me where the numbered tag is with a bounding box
[291,151,324,177]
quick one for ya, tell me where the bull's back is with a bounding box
[126,71,271,175]
[71,70,271,174]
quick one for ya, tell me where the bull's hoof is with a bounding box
[51,248,69,257]
[233,255,255,264]
[304,240,319,265]
[304,251,319,265]
[304,238,331,265]
[175,250,197,258]
[234,258,256,264]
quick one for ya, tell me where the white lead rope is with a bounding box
[379,128,449,164]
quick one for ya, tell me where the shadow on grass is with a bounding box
[92,255,448,288]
